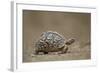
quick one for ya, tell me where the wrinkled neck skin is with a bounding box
[65,38,75,45]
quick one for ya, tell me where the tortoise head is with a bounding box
[65,38,75,45]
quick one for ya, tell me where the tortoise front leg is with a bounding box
[57,45,68,54]
[61,45,68,54]
[34,50,39,55]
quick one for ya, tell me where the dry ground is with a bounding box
[23,42,90,62]
[23,10,91,63]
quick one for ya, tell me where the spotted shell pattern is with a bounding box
[35,31,66,51]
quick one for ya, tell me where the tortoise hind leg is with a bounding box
[43,52,48,54]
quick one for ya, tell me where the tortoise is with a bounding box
[34,31,75,55]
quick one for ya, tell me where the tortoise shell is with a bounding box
[35,31,66,52]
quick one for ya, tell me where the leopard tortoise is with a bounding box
[34,31,75,55]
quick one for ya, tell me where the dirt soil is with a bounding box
[23,10,91,62]
[24,42,90,62]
